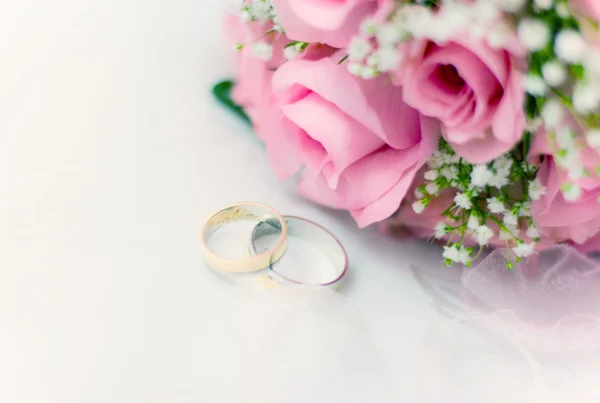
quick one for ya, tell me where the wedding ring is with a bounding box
[200,203,287,273]
[248,216,348,289]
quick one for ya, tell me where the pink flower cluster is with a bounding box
[225,0,600,252]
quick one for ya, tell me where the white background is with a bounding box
[0,1,446,402]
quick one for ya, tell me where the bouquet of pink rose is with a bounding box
[216,0,600,268]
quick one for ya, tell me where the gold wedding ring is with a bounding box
[200,202,288,273]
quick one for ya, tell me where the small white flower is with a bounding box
[524,74,547,96]
[555,30,587,64]
[487,197,506,214]
[456,246,471,264]
[493,156,513,172]
[360,18,378,38]
[526,225,540,239]
[487,21,511,48]
[503,212,518,227]
[488,171,510,189]
[526,118,543,132]
[567,161,585,181]
[366,53,380,67]
[561,183,582,201]
[541,98,564,128]
[528,178,546,201]
[513,242,535,258]
[412,200,427,214]
[586,129,600,149]
[348,63,363,76]
[584,50,600,77]
[556,2,570,18]
[494,0,526,13]
[542,61,567,87]
[573,83,600,114]
[534,0,553,10]
[555,126,575,149]
[471,164,493,187]
[517,19,550,51]
[426,182,440,195]
[376,23,404,47]
[424,170,439,181]
[360,66,377,79]
[467,213,480,230]
[240,9,252,23]
[348,37,372,61]
[474,225,494,246]
[518,202,532,217]
[443,245,459,262]
[434,221,448,239]
[283,46,299,60]
[414,187,425,199]
[500,226,518,240]
[454,193,473,210]
[441,165,458,181]
[428,152,444,169]
[444,245,470,264]
[252,42,273,60]
[376,46,402,72]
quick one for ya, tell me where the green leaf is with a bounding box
[212,80,251,125]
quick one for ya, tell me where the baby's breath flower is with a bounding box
[554,30,587,64]
[348,37,372,61]
[467,213,480,230]
[573,83,600,114]
[541,98,564,128]
[424,170,439,181]
[252,42,273,60]
[454,193,472,210]
[360,18,378,37]
[434,221,448,239]
[474,225,494,246]
[494,0,526,13]
[517,19,550,51]
[524,74,547,96]
[542,61,567,87]
[528,178,546,201]
[526,225,540,239]
[513,242,535,258]
[487,197,506,214]
[534,0,553,10]
[503,212,519,227]
[412,199,427,214]
[471,164,493,187]
[425,182,440,195]
[586,129,600,150]
[441,165,458,180]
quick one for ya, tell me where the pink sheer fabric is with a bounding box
[412,245,600,402]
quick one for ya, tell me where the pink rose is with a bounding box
[398,36,526,164]
[262,53,439,227]
[530,134,600,246]
[570,0,600,23]
[272,0,380,47]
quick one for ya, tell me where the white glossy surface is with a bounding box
[0,1,444,402]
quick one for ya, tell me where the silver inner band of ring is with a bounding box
[248,217,347,287]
